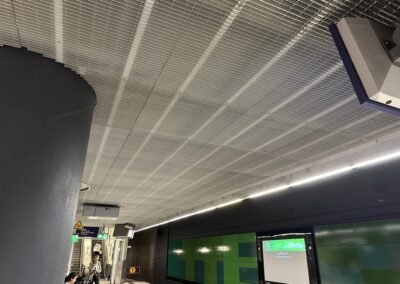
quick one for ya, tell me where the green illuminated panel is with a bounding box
[167,232,258,284]
[263,238,306,252]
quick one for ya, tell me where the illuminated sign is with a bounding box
[71,235,79,243]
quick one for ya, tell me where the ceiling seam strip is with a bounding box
[138,61,342,203]
[118,1,338,201]
[94,0,200,197]
[101,0,249,201]
[54,0,63,63]
[9,0,22,46]
[87,0,155,184]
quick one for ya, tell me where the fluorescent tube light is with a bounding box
[353,150,400,168]
[216,199,243,208]
[136,149,400,232]
[87,216,118,221]
[289,166,354,187]
[247,185,290,199]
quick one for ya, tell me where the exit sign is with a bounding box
[71,235,79,243]
[97,233,108,240]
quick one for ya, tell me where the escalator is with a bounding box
[70,239,82,274]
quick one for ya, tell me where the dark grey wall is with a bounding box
[132,158,400,284]
[127,226,169,283]
[127,229,157,282]
[0,47,95,283]
[154,226,169,284]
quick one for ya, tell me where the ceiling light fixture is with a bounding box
[216,199,243,208]
[173,249,184,255]
[217,246,231,252]
[289,166,354,188]
[247,184,290,199]
[198,247,211,254]
[136,149,400,232]
[87,216,118,221]
[353,150,400,169]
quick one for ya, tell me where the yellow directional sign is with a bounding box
[74,220,83,230]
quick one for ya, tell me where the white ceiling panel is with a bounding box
[2,0,400,228]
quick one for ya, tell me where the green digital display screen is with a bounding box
[262,238,310,283]
[263,238,306,252]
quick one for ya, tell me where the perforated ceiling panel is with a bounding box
[1,0,400,227]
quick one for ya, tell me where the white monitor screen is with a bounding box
[262,238,310,284]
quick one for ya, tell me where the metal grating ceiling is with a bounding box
[1,0,400,227]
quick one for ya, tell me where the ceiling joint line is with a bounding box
[140,62,343,204]
[87,0,155,185]
[99,0,200,200]
[103,0,248,200]
[117,1,342,203]
[54,0,64,63]
[10,0,22,46]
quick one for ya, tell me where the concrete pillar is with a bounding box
[0,47,96,283]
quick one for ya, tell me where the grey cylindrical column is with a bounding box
[0,47,96,283]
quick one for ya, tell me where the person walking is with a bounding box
[89,254,102,284]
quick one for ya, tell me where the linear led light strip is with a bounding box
[135,149,400,232]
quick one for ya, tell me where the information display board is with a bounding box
[77,226,99,238]
[257,231,319,284]
[262,238,310,284]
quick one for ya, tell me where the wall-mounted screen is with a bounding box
[262,238,310,284]
[167,232,258,284]
[257,232,319,284]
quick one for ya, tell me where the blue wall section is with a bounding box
[238,242,257,258]
[195,260,205,283]
[239,267,258,284]
[217,261,224,284]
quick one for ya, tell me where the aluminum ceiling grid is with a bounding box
[79,0,400,224]
[2,0,400,227]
